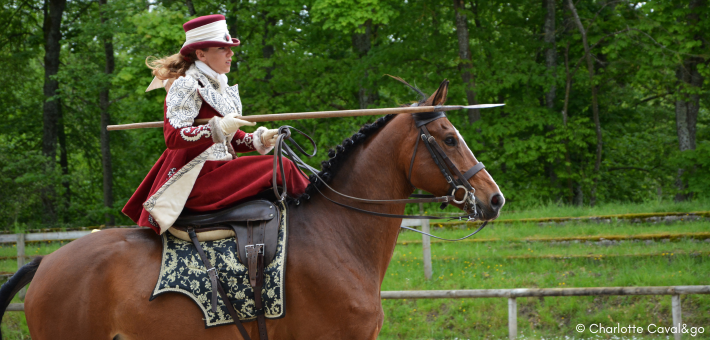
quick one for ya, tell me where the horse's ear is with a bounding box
[425,80,449,106]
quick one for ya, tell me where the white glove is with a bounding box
[219,113,255,135]
[261,129,279,147]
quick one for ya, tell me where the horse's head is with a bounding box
[395,79,504,221]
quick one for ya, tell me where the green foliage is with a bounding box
[0,0,707,229]
[312,0,397,32]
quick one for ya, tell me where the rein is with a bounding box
[271,113,490,241]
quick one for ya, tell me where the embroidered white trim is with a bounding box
[165,73,203,129]
[195,61,229,95]
[210,143,232,161]
[144,148,211,232]
[225,84,243,115]
[179,125,212,142]
[233,133,254,148]
[198,86,238,117]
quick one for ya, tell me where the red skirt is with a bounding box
[184,155,310,212]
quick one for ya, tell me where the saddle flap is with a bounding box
[233,211,280,265]
[174,199,277,227]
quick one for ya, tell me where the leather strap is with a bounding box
[414,111,446,127]
[311,172,453,204]
[421,125,475,192]
[313,184,474,221]
[463,162,485,180]
[272,131,288,201]
[314,184,489,240]
[245,221,269,340]
[188,227,252,340]
[407,132,421,188]
[419,130,455,185]
[188,228,219,313]
[215,279,252,340]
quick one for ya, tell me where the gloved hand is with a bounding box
[261,128,280,147]
[219,113,255,135]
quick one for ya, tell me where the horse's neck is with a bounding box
[300,124,413,282]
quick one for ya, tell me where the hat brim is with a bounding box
[180,38,240,56]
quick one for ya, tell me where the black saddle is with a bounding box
[172,199,281,266]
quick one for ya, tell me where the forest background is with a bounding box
[0,0,707,229]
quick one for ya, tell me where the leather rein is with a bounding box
[271,111,490,241]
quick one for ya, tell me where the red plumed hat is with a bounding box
[180,14,240,56]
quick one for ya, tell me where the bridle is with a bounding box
[407,110,486,213]
[271,110,490,241]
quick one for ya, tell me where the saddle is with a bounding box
[169,199,280,340]
[171,199,281,265]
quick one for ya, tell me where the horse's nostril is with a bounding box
[490,194,504,210]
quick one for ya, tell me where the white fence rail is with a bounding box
[0,231,92,244]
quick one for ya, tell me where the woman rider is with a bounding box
[122,14,310,235]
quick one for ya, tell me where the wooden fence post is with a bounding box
[672,294,682,340]
[419,193,432,280]
[508,297,517,340]
[17,233,26,300]
[421,219,432,280]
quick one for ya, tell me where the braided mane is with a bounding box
[295,114,397,202]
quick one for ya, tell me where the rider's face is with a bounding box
[196,47,234,74]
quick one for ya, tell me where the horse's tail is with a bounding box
[0,256,43,339]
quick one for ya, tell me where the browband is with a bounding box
[413,111,446,127]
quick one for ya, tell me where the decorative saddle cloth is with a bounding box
[150,201,287,328]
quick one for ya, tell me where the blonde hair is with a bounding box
[145,50,204,80]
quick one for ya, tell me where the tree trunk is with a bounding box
[58,104,70,218]
[41,0,67,224]
[674,0,705,201]
[262,13,276,82]
[99,0,115,225]
[544,0,556,109]
[543,0,559,197]
[453,0,480,123]
[567,0,602,206]
[352,20,376,109]
[185,0,196,16]
[562,42,574,202]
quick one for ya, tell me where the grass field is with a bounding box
[380,219,710,339]
[1,208,708,339]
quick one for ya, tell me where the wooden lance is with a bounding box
[106,104,504,131]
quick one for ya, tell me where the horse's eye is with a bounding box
[444,136,457,146]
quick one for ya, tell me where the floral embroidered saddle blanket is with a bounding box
[150,201,287,328]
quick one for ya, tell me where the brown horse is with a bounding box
[0,80,503,339]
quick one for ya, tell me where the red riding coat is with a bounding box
[122,64,309,234]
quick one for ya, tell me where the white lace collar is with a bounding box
[194,60,229,95]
